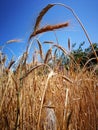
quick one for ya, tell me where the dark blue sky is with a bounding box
[0,0,98,59]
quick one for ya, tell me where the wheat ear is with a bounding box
[34,4,54,32]
[52,3,98,62]
[29,22,69,39]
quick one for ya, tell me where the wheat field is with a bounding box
[0,3,98,130]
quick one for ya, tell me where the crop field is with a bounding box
[0,3,98,130]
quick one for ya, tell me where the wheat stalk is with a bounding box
[6,39,22,44]
[34,4,54,32]
[53,44,78,66]
[20,63,52,80]
[43,41,54,44]
[44,48,52,64]
[83,57,96,70]
[36,39,44,60]
[29,22,69,39]
[62,75,73,83]
[37,70,56,130]
[32,2,98,62]
[52,3,98,62]
[68,38,71,52]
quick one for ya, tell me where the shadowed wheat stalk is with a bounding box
[44,48,52,64]
[36,39,44,60]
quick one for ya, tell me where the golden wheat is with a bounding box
[29,22,69,39]
[0,3,98,130]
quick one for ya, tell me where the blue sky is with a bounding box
[0,0,98,60]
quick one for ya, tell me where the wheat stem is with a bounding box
[52,3,98,62]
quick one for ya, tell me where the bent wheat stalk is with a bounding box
[20,63,52,80]
[53,44,78,65]
[52,3,98,62]
[30,3,98,62]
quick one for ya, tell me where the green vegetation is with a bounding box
[72,42,98,68]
